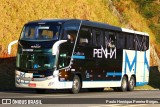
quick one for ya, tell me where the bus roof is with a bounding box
[26,19,149,36]
[26,18,71,24]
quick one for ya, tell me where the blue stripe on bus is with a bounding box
[106,72,122,76]
[72,55,85,59]
[136,82,148,86]
[33,74,41,76]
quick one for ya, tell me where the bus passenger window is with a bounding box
[78,27,91,46]
[108,32,116,48]
[127,34,135,50]
[146,36,149,50]
[135,35,147,51]
[142,36,148,51]
[117,33,125,49]
[93,29,103,47]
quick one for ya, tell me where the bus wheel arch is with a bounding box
[71,74,82,94]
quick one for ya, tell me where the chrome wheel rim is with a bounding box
[73,79,79,90]
[122,78,127,89]
[130,78,135,88]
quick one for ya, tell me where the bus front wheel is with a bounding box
[71,75,81,94]
[128,76,135,91]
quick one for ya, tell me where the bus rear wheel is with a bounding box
[128,76,135,91]
[71,75,81,94]
[119,76,128,92]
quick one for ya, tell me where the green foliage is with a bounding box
[132,0,160,44]
[133,0,156,18]
[155,25,160,43]
[133,0,156,6]
[143,7,154,18]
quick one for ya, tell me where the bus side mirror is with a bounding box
[52,40,67,55]
[8,40,18,55]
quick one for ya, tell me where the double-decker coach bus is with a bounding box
[12,19,149,94]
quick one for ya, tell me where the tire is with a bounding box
[88,88,104,92]
[35,89,46,94]
[128,76,135,91]
[71,75,81,94]
[119,76,128,92]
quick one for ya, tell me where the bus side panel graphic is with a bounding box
[123,50,149,86]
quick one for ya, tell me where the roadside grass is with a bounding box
[134,85,156,90]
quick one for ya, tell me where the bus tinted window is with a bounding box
[146,36,149,50]
[20,25,60,41]
[135,35,142,51]
[127,34,135,50]
[93,29,103,47]
[135,35,149,51]
[117,33,125,49]
[104,31,116,48]
[108,31,116,48]
[78,27,92,46]
[104,31,109,47]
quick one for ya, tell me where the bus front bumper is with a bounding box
[15,70,72,89]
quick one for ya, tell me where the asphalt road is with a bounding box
[0,90,160,107]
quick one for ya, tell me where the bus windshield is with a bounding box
[20,24,60,41]
[16,53,56,70]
